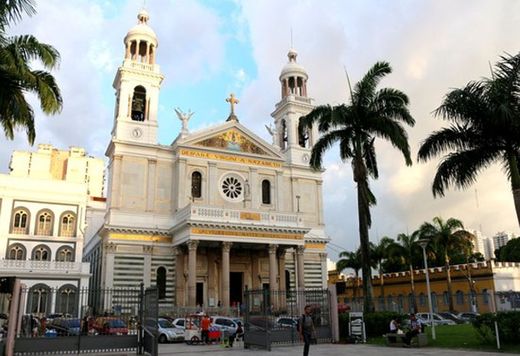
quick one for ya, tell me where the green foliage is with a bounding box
[472,311,520,344]
[338,313,349,340]
[497,237,520,262]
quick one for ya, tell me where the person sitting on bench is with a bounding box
[388,317,401,342]
[404,314,421,346]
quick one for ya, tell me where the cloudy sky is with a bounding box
[3,0,520,260]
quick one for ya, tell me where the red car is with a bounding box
[93,318,128,335]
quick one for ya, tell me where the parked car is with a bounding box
[416,313,456,326]
[157,318,184,343]
[275,316,298,329]
[211,316,238,334]
[457,312,480,322]
[437,312,464,324]
[172,317,199,330]
[50,318,81,336]
[93,317,128,335]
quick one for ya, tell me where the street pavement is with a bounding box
[155,342,515,355]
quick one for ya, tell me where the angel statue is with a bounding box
[175,108,194,137]
[265,123,278,147]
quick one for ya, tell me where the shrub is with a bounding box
[364,311,406,337]
[472,311,520,344]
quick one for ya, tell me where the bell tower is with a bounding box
[111,9,164,144]
[271,49,317,165]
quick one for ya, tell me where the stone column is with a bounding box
[187,240,199,307]
[296,245,306,312]
[320,252,328,289]
[145,42,150,63]
[221,242,232,308]
[269,244,279,310]
[174,247,185,306]
[208,162,217,204]
[125,43,131,59]
[143,245,153,288]
[278,248,286,310]
[135,40,141,60]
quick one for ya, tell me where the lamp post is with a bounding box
[418,238,436,340]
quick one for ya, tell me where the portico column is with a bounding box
[174,247,186,306]
[187,240,199,307]
[296,245,306,312]
[278,248,286,309]
[269,244,279,310]
[221,242,232,308]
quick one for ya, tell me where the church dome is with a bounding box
[124,9,158,47]
[280,48,308,80]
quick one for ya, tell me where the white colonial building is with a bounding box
[0,144,104,316]
[84,10,329,310]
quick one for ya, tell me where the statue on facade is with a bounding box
[175,108,194,137]
[265,123,279,147]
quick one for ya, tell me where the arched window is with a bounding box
[386,294,393,307]
[431,292,438,312]
[419,293,426,306]
[191,171,202,199]
[280,119,288,149]
[27,284,51,316]
[131,85,146,121]
[32,245,51,261]
[157,267,166,300]
[12,208,29,234]
[456,290,464,305]
[398,294,404,310]
[56,246,74,262]
[298,119,309,148]
[7,243,26,260]
[482,289,489,305]
[443,291,450,305]
[56,285,78,316]
[408,293,415,313]
[35,210,53,236]
[262,180,271,205]
[59,212,76,237]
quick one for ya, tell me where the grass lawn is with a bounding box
[367,324,520,353]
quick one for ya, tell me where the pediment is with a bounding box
[179,122,284,160]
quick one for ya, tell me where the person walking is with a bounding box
[298,305,315,356]
[201,314,210,344]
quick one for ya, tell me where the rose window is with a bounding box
[221,176,243,200]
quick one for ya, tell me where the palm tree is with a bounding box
[389,231,421,313]
[371,237,394,304]
[301,62,415,312]
[336,249,362,304]
[0,0,62,144]
[418,217,473,312]
[418,53,520,228]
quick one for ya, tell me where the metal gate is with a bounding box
[11,285,153,355]
[243,288,333,351]
[141,286,158,356]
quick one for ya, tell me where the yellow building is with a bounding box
[329,261,520,313]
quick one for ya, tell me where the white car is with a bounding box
[211,316,239,334]
[172,318,199,330]
[416,313,456,326]
[157,318,184,343]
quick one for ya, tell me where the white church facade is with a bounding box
[84,10,329,310]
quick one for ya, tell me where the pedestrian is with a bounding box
[403,314,421,346]
[201,314,210,344]
[298,305,315,356]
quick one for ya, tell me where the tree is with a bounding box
[336,249,362,302]
[388,231,421,313]
[418,53,520,228]
[371,237,394,302]
[0,0,62,144]
[497,237,520,262]
[418,217,473,312]
[301,62,415,312]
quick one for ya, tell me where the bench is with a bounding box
[383,333,428,347]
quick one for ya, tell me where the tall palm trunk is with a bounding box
[379,264,385,309]
[356,178,374,312]
[445,253,454,312]
[508,154,520,228]
[409,264,418,313]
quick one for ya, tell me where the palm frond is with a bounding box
[309,129,345,171]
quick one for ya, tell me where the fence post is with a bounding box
[328,285,339,343]
[6,279,21,356]
[488,290,500,350]
[138,283,144,355]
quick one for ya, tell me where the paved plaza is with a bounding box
[152,343,514,356]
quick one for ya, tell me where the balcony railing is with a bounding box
[174,204,303,228]
[1,259,89,273]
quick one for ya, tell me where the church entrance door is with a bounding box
[196,282,204,307]
[229,272,243,306]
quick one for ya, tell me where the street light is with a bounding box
[417,238,436,340]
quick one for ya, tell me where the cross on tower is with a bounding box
[226,93,239,115]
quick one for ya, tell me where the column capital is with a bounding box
[277,247,287,258]
[172,246,184,256]
[319,252,327,261]
[187,240,199,251]
[143,245,153,254]
[296,245,305,255]
[222,241,233,253]
[269,244,279,255]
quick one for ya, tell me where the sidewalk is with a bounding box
[155,343,516,355]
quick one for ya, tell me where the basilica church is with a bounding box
[84,9,329,310]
